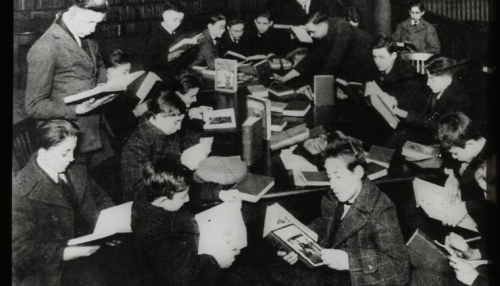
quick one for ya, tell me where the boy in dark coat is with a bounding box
[189,14,226,70]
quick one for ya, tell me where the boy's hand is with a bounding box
[63,245,100,261]
[168,50,183,62]
[76,94,117,115]
[321,249,349,270]
[188,107,203,120]
[278,251,298,265]
[449,256,479,286]
[445,233,481,260]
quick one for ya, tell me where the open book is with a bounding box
[169,33,202,52]
[223,51,268,64]
[291,26,313,43]
[68,202,133,246]
[203,108,237,130]
[63,71,145,104]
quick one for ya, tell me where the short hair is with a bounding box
[141,159,190,202]
[255,10,273,21]
[68,0,108,13]
[425,55,458,77]
[173,69,202,95]
[37,120,79,150]
[437,112,482,149]
[227,19,245,28]
[325,137,367,175]
[306,10,329,25]
[371,35,398,54]
[408,0,426,12]
[208,14,226,25]
[104,49,130,69]
[164,0,185,13]
[147,88,187,117]
[345,6,361,24]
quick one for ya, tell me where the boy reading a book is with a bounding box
[131,159,241,286]
[274,137,410,286]
[392,0,441,54]
[120,90,204,202]
[189,14,227,70]
[246,11,289,57]
[219,19,249,57]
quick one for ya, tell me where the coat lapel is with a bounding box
[50,22,94,64]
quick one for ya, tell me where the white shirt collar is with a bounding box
[303,1,311,14]
[412,20,419,26]
[161,22,175,35]
[36,155,64,183]
[62,12,82,47]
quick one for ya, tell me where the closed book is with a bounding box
[314,75,335,106]
[247,84,268,97]
[267,84,295,97]
[365,145,395,168]
[247,95,272,140]
[402,141,440,160]
[300,171,329,186]
[270,101,288,113]
[366,162,388,181]
[253,59,274,86]
[271,117,287,132]
[203,108,237,130]
[265,224,324,268]
[242,117,264,166]
[233,173,275,202]
[369,93,399,129]
[270,123,309,151]
[282,100,311,117]
[215,58,238,93]
[406,229,452,273]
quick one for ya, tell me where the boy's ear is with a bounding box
[269,21,274,27]
[421,11,425,16]
[353,165,365,180]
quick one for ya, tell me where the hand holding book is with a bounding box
[321,249,350,270]
[75,93,117,115]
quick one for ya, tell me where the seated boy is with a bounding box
[189,14,227,70]
[131,159,241,286]
[392,0,441,54]
[246,11,289,57]
[219,19,249,57]
[120,89,202,202]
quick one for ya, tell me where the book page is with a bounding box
[291,26,313,43]
[169,33,202,52]
[263,203,318,241]
[136,72,162,101]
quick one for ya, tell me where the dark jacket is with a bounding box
[270,0,328,26]
[308,179,410,286]
[131,200,221,286]
[12,156,114,286]
[142,24,177,81]
[25,21,107,154]
[294,17,379,82]
[406,79,471,132]
[392,18,441,54]
[374,56,427,112]
[218,30,250,57]
[189,29,221,70]
[120,115,200,202]
[102,89,141,147]
[245,27,290,57]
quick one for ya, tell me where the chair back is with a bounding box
[12,117,38,175]
[400,53,434,74]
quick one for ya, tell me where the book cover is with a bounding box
[366,162,388,181]
[265,224,324,268]
[402,141,440,161]
[314,75,335,106]
[365,145,395,168]
[271,117,287,132]
[267,84,295,97]
[270,58,293,70]
[195,202,247,255]
[247,84,268,97]
[406,229,452,272]
[233,173,275,202]
[247,95,272,140]
[300,171,329,186]
[203,108,237,130]
[135,71,162,103]
[253,59,274,86]
[215,58,238,93]
[68,202,133,246]
[282,100,311,117]
[242,117,264,166]
[369,93,400,129]
[270,123,310,151]
[270,101,288,113]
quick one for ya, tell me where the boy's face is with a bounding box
[176,87,199,108]
[426,72,451,93]
[153,112,184,135]
[305,22,328,39]
[209,20,226,38]
[325,158,363,203]
[153,190,190,212]
[448,140,477,163]
[73,8,105,38]
[254,17,272,34]
[38,136,77,174]
[106,63,131,83]
[228,23,245,41]
[409,6,425,22]
[163,10,184,32]
[296,0,309,6]
[372,48,397,72]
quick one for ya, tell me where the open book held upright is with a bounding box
[168,33,202,52]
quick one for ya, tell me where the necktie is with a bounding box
[378,71,387,85]
[430,93,438,110]
[412,21,419,26]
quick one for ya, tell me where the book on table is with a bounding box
[300,171,329,186]
[223,50,268,64]
[335,77,364,102]
[267,83,295,97]
[402,141,440,161]
[365,145,395,168]
[313,75,335,106]
[368,93,400,129]
[269,57,293,70]
[271,117,287,132]
[247,84,268,97]
[63,71,145,104]
[406,229,452,272]
[366,162,388,181]
[68,202,133,246]
[232,173,275,202]
[215,58,238,93]
[242,116,264,166]
[270,123,310,151]
[247,95,272,140]
[195,202,247,256]
[263,203,323,268]
[203,108,237,130]
[282,100,311,117]
[270,100,288,113]
[253,59,275,86]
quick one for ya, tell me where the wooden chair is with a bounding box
[12,117,38,175]
[400,53,434,74]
